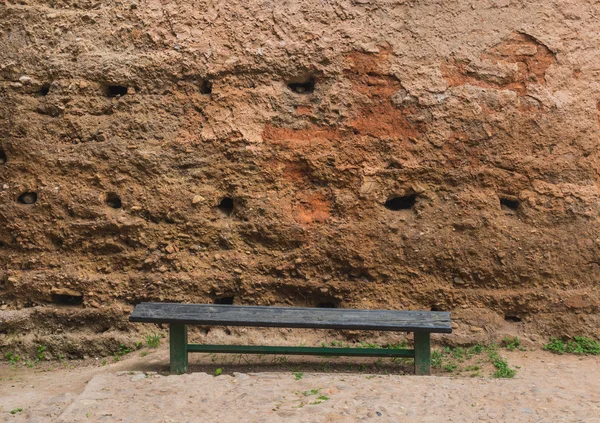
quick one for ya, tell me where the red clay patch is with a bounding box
[344,46,421,138]
[292,193,332,225]
[263,45,423,224]
[442,32,556,96]
[262,124,343,148]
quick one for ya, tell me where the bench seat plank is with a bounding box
[130,303,452,333]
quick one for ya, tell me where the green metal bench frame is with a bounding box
[130,303,451,376]
[169,323,433,375]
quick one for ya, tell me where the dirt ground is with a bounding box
[1,346,599,423]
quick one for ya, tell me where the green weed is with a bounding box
[451,347,466,361]
[215,368,223,376]
[431,350,443,368]
[303,389,320,396]
[502,337,526,351]
[10,408,23,415]
[431,343,516,378]
[113,344,133,362]
[543,337,600,355]
[487,346,517,378]
[119,344,133,355]
[113,344,133,361]
[145,334,161,348]
[37,345,47,360]
[310,395,330,405]
[4,352,21,365]
[294,371,304,380]
[443,362,458,372]
[387,341,409,349]
[355,342,379,349]
[469,344,483,355]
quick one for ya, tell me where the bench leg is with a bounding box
[414,332,431,376]
[169,323,188,374]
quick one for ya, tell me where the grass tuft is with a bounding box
[543,337,600,355]
[502,337,526,351]
[431,343,517,378]
[145,334,161,348]
[487,345,517,378]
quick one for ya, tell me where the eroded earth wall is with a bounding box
[1,0,600,355]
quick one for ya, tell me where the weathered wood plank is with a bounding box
[130,303,452,333]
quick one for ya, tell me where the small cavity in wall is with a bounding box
[217,197,234,215]
[51,289,83,306]
[106,192,122,209]
[199,79,213,95]
[104,85,128,97]
[500,196,519,211]
[384,194,416,211]
[288,77,315,94]
[17,192,37,204]
[39,83,51,96]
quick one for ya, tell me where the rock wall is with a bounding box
[1,0,600,355]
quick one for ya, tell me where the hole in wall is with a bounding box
[384,194,416,211]
[105,85,128,97]
[199,79,213,95]
[288,78,315,94]
[430,305,443,312]
[0,150,6,165]
[39,84,51,96]
[504,314,522,323]
[105,192,122,209]
[51,293,83,306]
[500,197,519,211]
[217,197,234,215]
[316,301,338,309]
[214,296,234,305]
[17,192,37,204]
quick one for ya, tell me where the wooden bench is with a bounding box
[129,303,452,375]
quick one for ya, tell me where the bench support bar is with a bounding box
[414,332,431,375]
[169,324,188,374]
[186,344,415,357]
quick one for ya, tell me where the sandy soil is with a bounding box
[1,348,599,423]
